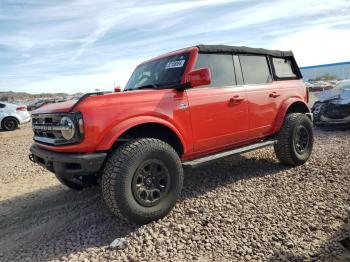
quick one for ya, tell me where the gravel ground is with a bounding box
[0,123,350,262]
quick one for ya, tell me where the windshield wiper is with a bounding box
[133,84,159,90]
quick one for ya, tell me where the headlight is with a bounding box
[60,116,75,140]
[32,112,84,145]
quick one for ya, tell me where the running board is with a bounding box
[182,140,277,168]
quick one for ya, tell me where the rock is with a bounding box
[1,127,350,262]
[109,238,127,250]
[285,241,294,248]
[309,224,317,231]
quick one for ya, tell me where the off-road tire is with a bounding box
[55,174,98,190]
[2,117,18,131]
[101,138,183,225]
[274,113,313,166]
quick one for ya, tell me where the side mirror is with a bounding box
[114,86,121,92]
[187,67,211,88]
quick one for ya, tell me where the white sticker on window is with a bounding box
[165,60,185,69]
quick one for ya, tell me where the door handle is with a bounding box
[229,95,245,104]
[269,92,280,98]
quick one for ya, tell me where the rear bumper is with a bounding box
[20,117,31,124]
[17,111,31,124]
[29,144,107,178]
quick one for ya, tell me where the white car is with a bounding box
[0,102,31,131]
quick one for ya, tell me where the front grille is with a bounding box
[323,104,350,119]
[32,114,64,140]
[31,113,83,145]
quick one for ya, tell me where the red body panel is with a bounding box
[33,100,76,114]
[33,47,310,161]
[186,85,249,153]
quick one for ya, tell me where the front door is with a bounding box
[186,87,249,153]
[186,53,249,154]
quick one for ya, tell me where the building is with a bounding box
[300,61,350,81]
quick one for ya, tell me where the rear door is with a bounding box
[239,55,282,139]
[271,57,302,105]
[186,53,249,153]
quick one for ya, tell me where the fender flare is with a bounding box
[96,116,187,152]
[272,98,310,134]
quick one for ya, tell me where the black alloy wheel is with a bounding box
[3,118,18,131]
[294,126,310,154]
[132,159,171,207]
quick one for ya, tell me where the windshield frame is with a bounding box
[124,47,198,91]
[124,53,190,91]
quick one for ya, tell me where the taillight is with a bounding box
[306,86,309,103]
[16,106,27,111]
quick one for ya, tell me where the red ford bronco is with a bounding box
[29,45,313,224]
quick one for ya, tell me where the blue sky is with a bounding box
[1,0,350,94]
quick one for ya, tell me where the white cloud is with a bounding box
[1,0,350,93]
[271,28,350,66]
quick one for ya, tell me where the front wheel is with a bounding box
[274,113,314,166]
[101,138,183,225]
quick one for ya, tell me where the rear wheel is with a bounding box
[101,138,183,225]
[274,113,314,166]
[2,117,18,131]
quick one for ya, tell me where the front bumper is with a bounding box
[29,144,107,178]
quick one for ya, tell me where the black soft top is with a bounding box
[197,44,294,58]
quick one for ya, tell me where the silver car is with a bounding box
[0,102,31,131]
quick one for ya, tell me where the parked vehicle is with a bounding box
[312,80,350,127]
[27,98,67,111]
[29,45,313,224]
[27,100,51,111]
[0,102,31,131]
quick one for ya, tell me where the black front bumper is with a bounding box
[29,144,107,178]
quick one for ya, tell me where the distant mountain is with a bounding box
[0,91,83,102]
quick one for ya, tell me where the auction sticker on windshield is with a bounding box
[165,60,185,69]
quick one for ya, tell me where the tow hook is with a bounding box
[28,154,35,163]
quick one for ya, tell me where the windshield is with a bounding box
[335,81,350,90]
[124,53,189,91]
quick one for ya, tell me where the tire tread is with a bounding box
[101,138,183,224]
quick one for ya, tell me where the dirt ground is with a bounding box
[0,118,350,261]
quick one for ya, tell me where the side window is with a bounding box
[239,55,272,85]
[272,58,297,78]
[195,54,236,87]
[0,103,5,108]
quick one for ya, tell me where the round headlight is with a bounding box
[60,116,75,140]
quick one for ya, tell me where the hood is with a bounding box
[32,100,78,114]
[318,88,350,105]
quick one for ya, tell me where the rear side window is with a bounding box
[195,54,236,87]
[239,55,272,85]
[272,58,297,78]
[0,103,5,108]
